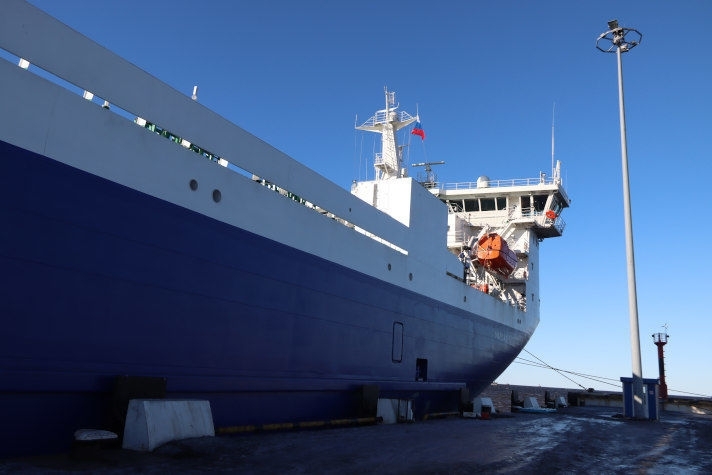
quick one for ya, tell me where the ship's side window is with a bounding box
[480,198,496,211]
[496,197,507,210]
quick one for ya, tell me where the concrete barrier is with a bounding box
[122,399,214,451]
[523,397,540,409]
[377,398,413,424]
[463,397,496,419]
[663,400,712,415]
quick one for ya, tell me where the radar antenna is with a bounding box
[411,161,445,188]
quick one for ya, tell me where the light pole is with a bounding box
[596,20,645,418]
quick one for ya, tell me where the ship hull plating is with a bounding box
[0,140,529,456]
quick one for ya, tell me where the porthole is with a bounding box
[409,273,413,281]
[212,189,222,203]
[189,179,198,191]
[387,263,391,271]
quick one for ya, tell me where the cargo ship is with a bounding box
[0,0,569,456]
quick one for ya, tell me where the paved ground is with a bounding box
[1,405,711,474]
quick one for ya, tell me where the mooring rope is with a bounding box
[514,351,711,398]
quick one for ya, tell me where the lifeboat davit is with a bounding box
[475,233,517,277]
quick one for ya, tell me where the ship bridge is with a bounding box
[430,167,570,249]
[424,163,570,312]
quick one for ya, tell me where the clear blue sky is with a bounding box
[27,1,712,397]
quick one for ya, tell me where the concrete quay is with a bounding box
[1,402,711,474]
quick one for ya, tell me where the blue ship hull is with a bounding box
[0,139,528,456]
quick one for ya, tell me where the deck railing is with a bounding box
[435,176,561,191]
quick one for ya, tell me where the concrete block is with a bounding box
[523,397,541,409]
[122,399,214,451]
[377,398,413,424]
[471,397,496,418]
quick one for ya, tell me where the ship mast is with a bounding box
[356,88,417,180]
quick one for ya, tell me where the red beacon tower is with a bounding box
[652,332,669,399]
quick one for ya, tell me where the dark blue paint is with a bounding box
[0,140,527,457]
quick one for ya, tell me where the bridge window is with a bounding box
[551,196,564,214]
[464,199,478,212]
[533,194,548,212]
[480,198,496,211]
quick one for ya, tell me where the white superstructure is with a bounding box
[353,89,570,331]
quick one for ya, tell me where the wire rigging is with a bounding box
[521,349,588,390]
[515,358,620,389]
[513,350,711,398]
[516,356,621,383]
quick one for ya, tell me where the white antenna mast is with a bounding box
[551,102,556,177]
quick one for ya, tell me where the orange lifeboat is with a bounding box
[475,233,517,277]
